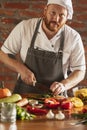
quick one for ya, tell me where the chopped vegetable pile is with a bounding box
[16,105,36,120]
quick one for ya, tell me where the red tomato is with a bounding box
[61,100,73,110]
[44,98,60,109]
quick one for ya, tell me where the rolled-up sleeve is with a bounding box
[1,21,24,55]
[69,34,86,71]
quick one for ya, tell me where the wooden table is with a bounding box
[0,116,87,130]
[0,94,87,130]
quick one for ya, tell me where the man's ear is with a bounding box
[43,5,48,16]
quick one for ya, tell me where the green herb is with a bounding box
[16,105,36,120]
[72,113,87,119]
[72,113,87,125]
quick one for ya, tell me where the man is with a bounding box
[0,0,86,96]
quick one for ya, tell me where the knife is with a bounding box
[32,81,52,94]
[71,119,87,125]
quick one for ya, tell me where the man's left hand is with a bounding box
[50,82,65,96]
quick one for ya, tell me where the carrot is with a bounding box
[16,98,29,107]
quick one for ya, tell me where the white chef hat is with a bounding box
[47,0,73,20]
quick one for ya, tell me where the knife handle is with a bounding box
[32,80,37,86]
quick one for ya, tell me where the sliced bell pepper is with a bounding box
[44,98,60,109]
[27,105,47,115]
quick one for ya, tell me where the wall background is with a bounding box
[0,0,87,92]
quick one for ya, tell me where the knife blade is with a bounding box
[71,119,87,125]
[32,81,52,94]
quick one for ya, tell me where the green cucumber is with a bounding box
[0,94,22,103]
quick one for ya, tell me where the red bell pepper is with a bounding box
[27,105,47,115]
[82,108,87,113]
[61,100,73,110]
[44,98,60,109]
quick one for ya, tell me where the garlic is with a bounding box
[55,111,65,120]
[46,109,54,119]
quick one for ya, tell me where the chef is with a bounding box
[0,0,86,96]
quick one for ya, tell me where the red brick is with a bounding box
[67,21,85,29]
[32,3,45,10]
[4,2,29,9]
[1,17,20,24]
[72,0,77,5]
[20,11,42,18]
[80,80,87,86]
[81,31,87,37]
[0,42,3,47]
[2,33,8,39]
[74,6,87,13]
[78,0,87,4]
[0,75,17,81]
[84,46,87,52]
[0,9,15,16]
[77,14,87,21]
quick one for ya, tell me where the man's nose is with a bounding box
[53,14,60,22]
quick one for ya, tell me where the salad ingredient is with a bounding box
[74,88,87,103]
[27,105,47,115]
[33,103,43,108]
[46,109,54,119]
[0,81,11,98]
[16,105,36,120]
[70,97,83,107]
[0,88,11,98]
[55,111,65,120]
[16,98,29,107]
[82,108,87,113]
[45,98,59,104]
[0,94,22,103]
[28,99,38,107]
[44,98,60,109]
[61,100,73,109]
[72,112,87,120]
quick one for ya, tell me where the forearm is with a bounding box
[61,70,86,90]
[0,50,36,84]
[0,50,24,74]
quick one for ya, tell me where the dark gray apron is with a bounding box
[13,19,65,94]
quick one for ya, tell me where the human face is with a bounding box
[43,4,68,32]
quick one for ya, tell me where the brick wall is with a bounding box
[0,0,87,91]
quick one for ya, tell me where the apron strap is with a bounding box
[30,19,41,48]
[58,31,64,59]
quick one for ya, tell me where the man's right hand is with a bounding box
[0,51,36,85]
[19,65,36,85]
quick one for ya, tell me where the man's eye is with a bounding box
[49,11,56,16]
[60,14,65,18]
